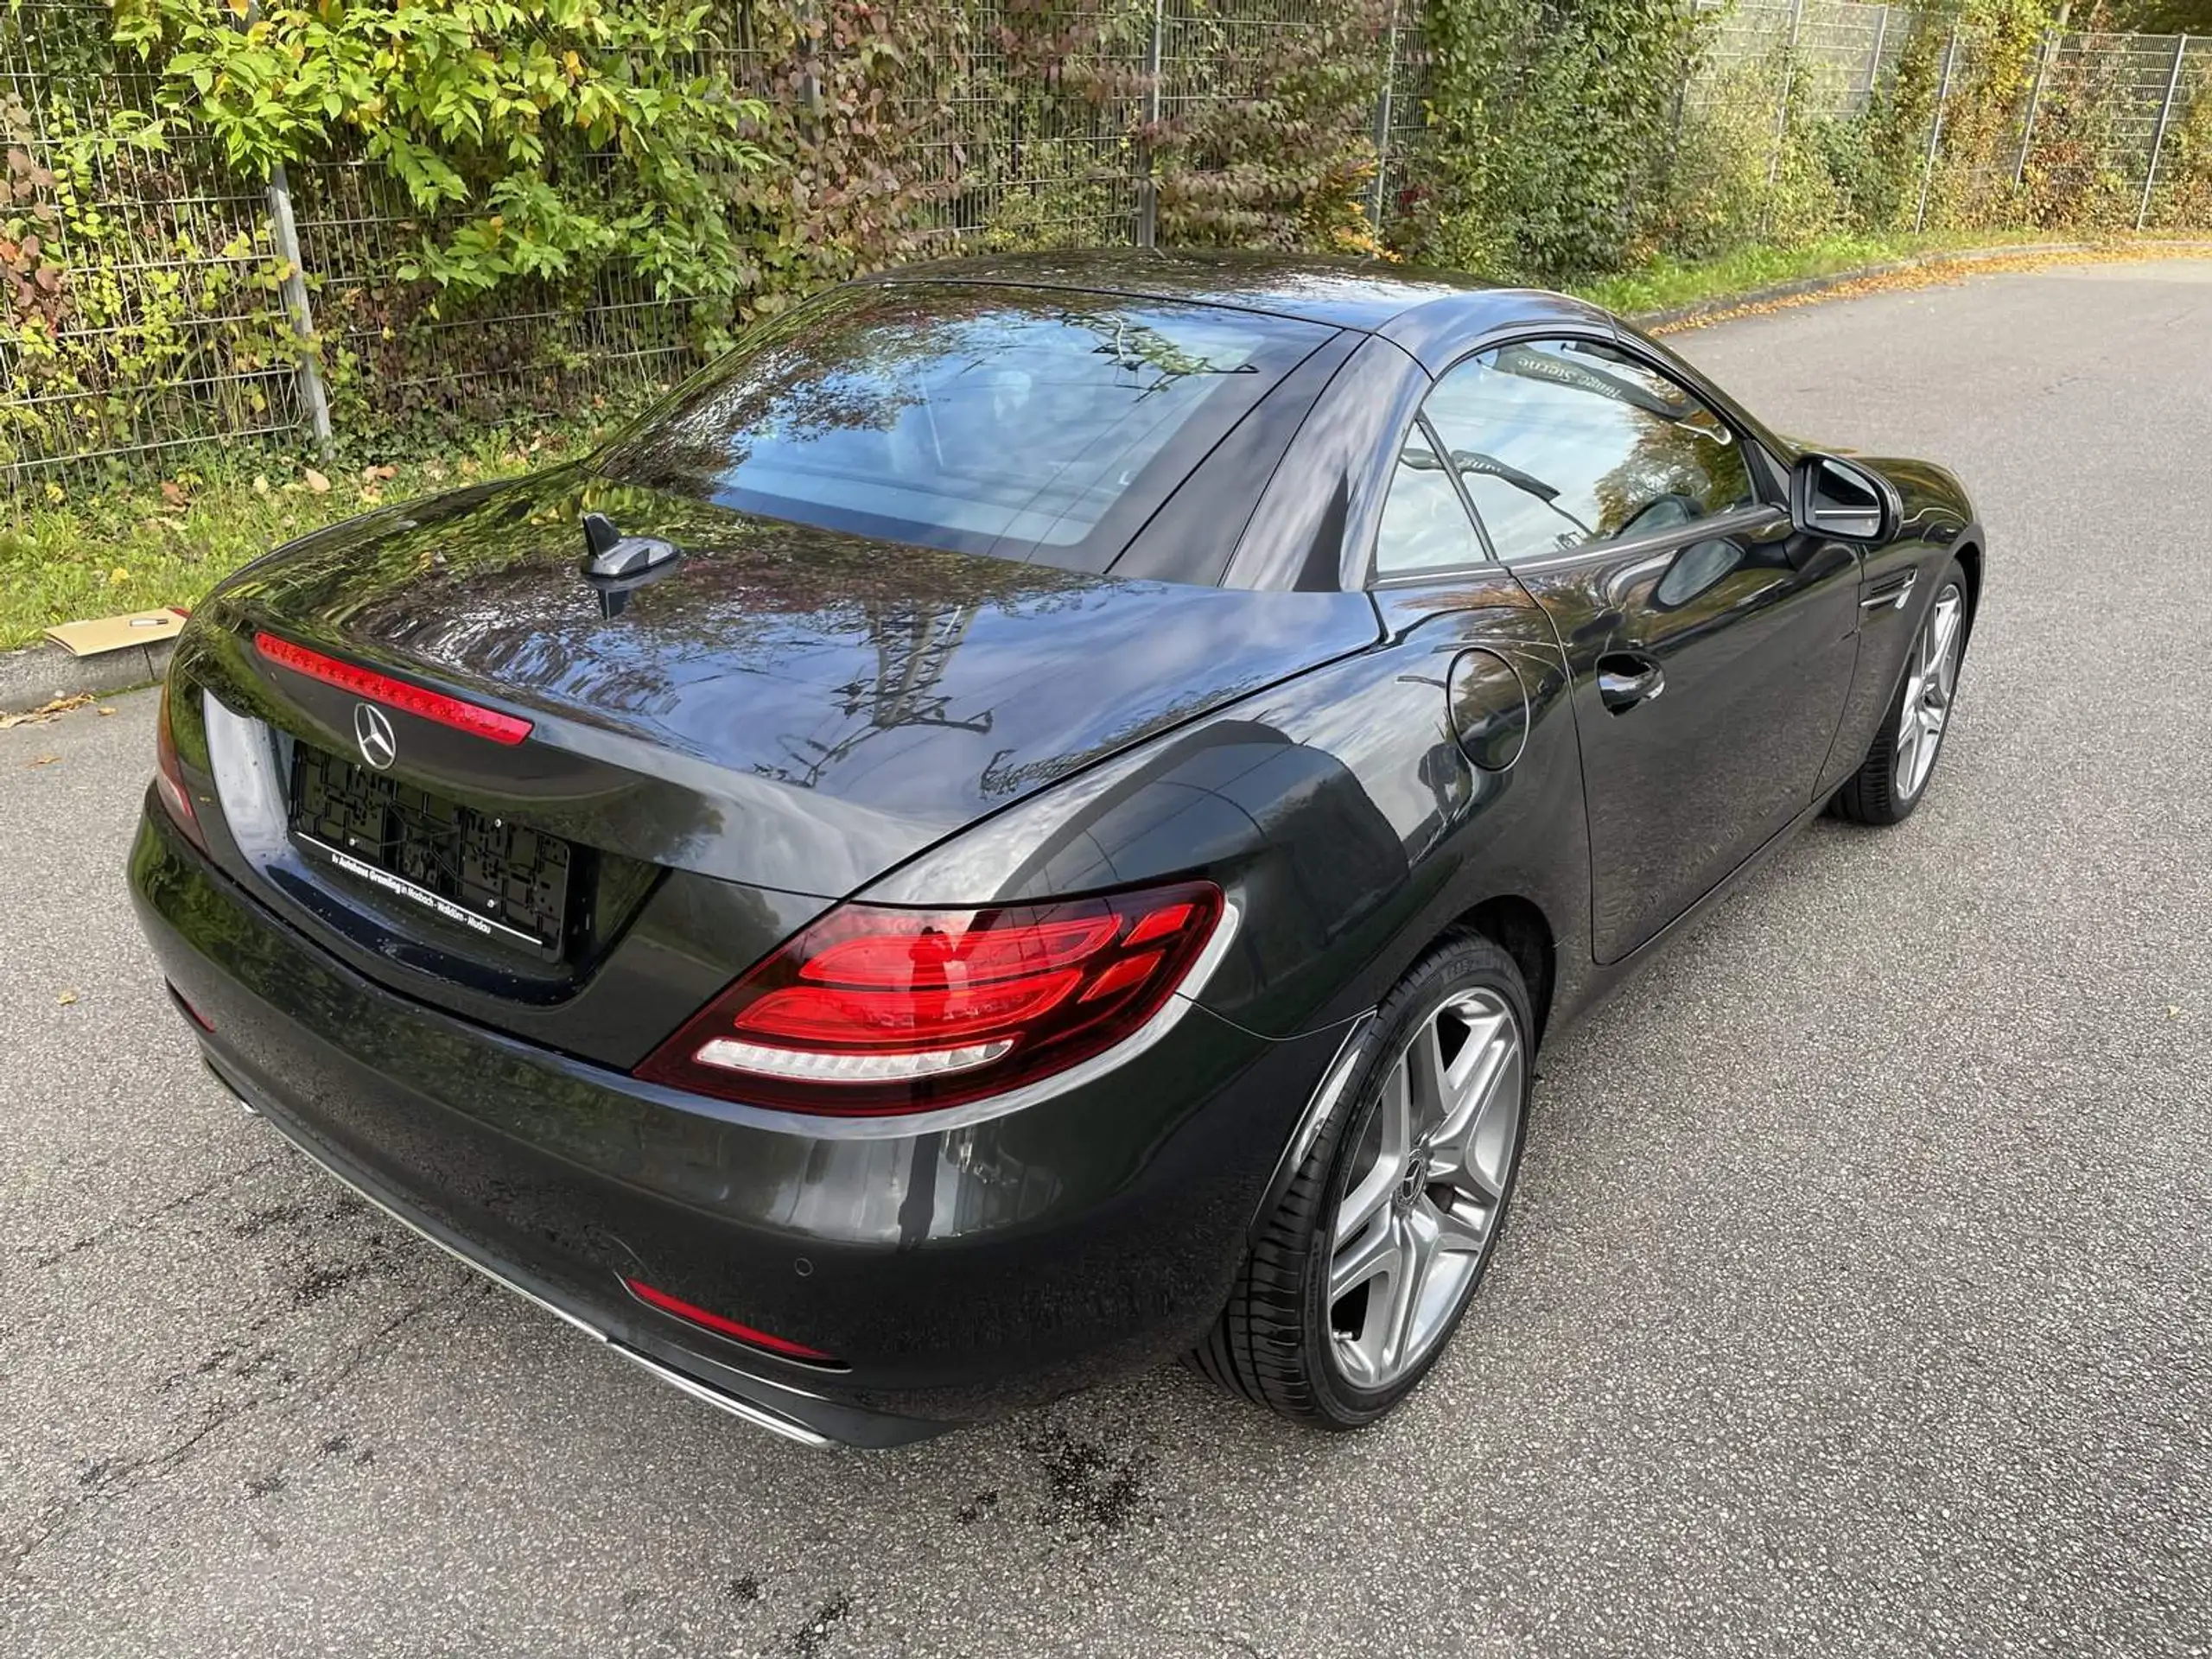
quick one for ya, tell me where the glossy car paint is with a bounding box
[128,251,1982,1445]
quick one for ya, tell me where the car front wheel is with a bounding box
[1834,558,1971,825]
[1194,932,1532,1429]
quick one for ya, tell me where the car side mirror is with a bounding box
[1791,454,1899,543]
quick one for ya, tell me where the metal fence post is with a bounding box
[264,160,332,461]
[1135,0,1164,248]
[241,2,331,460]
[2139,34,2190,229]
[1915,23,1961,233]
[1864,6,1891,109]
[791,0,823,118]
[1766,0,1807,194]
[2014,29,2057,185]
[1369,3,1399,227]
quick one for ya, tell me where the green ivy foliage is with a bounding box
[10,0,2212,478]
[1149,0,1399,254]
[109,0,775,315]
[1401,0,1703,282]
[1,89,296,469]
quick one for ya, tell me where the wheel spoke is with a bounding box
[1406,1017,1450,1143]
[1382,1205,1439,1370]
[1329,1208,1402,1305]
[1426,1013,1517,1201]
[1427,1190,1491,1255]
[1334,1054,1410,1249]
[1927,594,1961,673]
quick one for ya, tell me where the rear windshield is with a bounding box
[599,283,1332,570]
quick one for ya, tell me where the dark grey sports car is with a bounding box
[130,251,1981,1446]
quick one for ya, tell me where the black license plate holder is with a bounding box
[288,742,575,954]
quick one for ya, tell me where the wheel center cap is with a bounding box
[1395,1156,1425,1209]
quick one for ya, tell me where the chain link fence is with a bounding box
[3,0,2208,478]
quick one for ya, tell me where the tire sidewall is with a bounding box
[1297,935,1534,1427]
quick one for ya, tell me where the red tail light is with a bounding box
[154,681,206,851]
[634,881,1227,1115]
[254,632,533,746]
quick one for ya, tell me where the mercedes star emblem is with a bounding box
[353,702,397,772]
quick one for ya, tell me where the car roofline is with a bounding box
[863,270,1400,334]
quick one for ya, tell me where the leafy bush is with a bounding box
[110,0,775,320]
[8,0,2212,481]
[1399,0,1702,282]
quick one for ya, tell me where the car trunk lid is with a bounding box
[172,470,1376,1049]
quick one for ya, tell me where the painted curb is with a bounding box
[1629,238,2212,331]
[0,639,174,716]
[8,239,2211,715]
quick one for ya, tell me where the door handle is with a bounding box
[1596,651,1665,714]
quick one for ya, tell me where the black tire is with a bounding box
[1193,931,1532,1429]
[1833,556,1972,827]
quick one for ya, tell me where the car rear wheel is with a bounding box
[1834,559,1970,826]
[1193,933,1531,1428]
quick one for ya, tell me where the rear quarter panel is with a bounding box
[861,570,1591,1046]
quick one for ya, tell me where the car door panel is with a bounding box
[1404,333,1866,964]
[1509,511,1860,962]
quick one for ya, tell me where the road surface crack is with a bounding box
[0,1287,461,1582]
[30,1154,283,1269]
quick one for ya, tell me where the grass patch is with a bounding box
[0,429,598,652]
[1573,228,2063,316]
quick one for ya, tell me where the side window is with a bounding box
[1372,421,1484,575]
[1421,338,1755,564]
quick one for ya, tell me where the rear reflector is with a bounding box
[620,1277,841,1365]
[634,880,1226,1115]
[167,982,216,1033]
[154,681,206,851]
[254,632,533,746]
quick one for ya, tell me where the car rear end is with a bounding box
[127,278,1376,1444]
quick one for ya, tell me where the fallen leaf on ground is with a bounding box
[1651,245,2212,336]
[303,467,331,494]
[29,753,60,766]
[98,706,116,716]
[0,693,93,729]
[57,989,79,1006]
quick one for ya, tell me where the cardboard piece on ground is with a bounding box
[43,608,188,658]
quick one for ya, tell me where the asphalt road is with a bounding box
[6,259,2211,1659]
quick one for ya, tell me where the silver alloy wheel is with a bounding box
[1894,581,1965,801]
[1326,987,1523,1391]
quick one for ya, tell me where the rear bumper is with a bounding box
[130,797,1336,1446]
[200,1053,856,1447]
